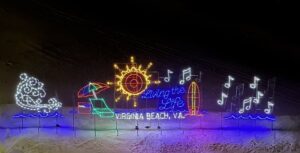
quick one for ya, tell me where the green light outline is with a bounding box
[89,97,115,118]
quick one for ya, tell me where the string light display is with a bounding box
[224,75,234,88]
[217,93,228,106]
[113,56,158,107]
[89,98,115,118]
[13,111,63,118]
[77,82,110,98]
[250,76,260,89]
[179,67,192,85]
[115,111,185,120]
[215,75,275,121]
[217,75,234,106]
[15,73,62,113]
[186,81,201,116]
[9,58,277,129]
[264,101,274,114]
[239,76,265,114]
[163,69,173,83]
[224,114,275,121]
[141,86,187,112]
[77,82,115,118]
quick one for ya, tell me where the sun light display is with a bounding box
[113,56,156,107]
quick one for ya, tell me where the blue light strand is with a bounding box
[141,86,187,112]
[141,86,185,99]
[13,111,64,118]
[224,114,275,121]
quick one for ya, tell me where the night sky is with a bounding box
[0,0,299,114]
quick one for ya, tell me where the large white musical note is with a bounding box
[224,75,235,88]
[264,101,274,114]
[217,92,228,105]
[253,91,264,104]
[179,67,192,85]
[250,76,260,89]
[239,97,253,114]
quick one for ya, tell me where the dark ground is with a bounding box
[0,0,299,114]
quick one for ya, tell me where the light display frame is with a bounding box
[8,56,278,132]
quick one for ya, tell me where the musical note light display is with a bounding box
[216,75,276,121]
[253,91,264,104]
[179,67,192,85]
[163,69,174,83]
[217,93,228,106]
[224,75,235,88]
[250,76,260,89]
[239,76,265,114]
[264,101,274,114]
[238,97,253,114]
[217,75,234,106]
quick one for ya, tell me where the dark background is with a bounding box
[0,0,299,114]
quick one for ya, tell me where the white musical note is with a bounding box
[239,97,253,114]
[253,91,264,104]
[196,71,202,83]
[224,75,235,88]
[217,92,228,105]
[250,76,260,89]
[164,69,174,82]
[179,67,192,85]
[264,101,274,114]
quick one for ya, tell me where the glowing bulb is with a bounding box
[130,56,135,63]
[114,64,119,69]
